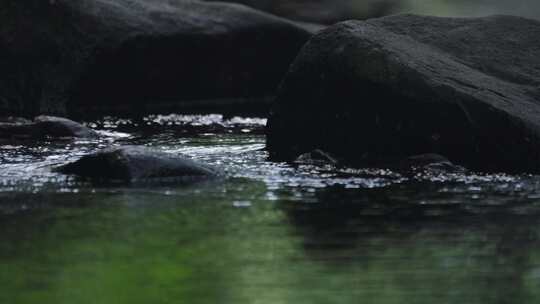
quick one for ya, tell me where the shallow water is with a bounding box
[1,114,540,304]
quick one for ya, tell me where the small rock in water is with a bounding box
[34,116,98,138]
[55,146,218,183]
[294,149,339,166]
[350,153,467,174]
[0,115,97,139]
[293,149,464,174]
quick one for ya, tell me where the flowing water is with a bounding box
[1,114,540,304]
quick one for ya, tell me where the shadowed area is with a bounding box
[0,0,312,117]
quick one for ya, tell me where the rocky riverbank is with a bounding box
[2,2,540,173]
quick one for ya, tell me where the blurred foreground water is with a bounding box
[1,114,540,303]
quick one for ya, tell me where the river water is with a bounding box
[1,114,540,303]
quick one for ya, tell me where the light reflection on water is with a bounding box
[1,115,540,304]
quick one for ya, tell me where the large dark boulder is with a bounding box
[0,0,313,117]
[56,145,217,182]
[267,14,540,173]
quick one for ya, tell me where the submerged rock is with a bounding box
[267,14,540,173]
[56,146,217,182]
[0,0,313,117]
[0,115,97,139]
[397,154,466,174]
[294,149,464,174]
[294,149,339,166]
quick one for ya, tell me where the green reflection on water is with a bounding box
[1,179,540,304]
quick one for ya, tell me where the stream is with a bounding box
[1,114,540,303]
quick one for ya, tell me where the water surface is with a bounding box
[1,114,540,304]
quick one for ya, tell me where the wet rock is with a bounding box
[397,154,466,174]
[0,115,97,139]
[294,149,339,166]
[34,116,98,138]
[0,116,32,124]
[294,150,465,174]
[1,0,313,117]
[267,14,540,173]
[55,146,218,182]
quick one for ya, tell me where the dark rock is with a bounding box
[0,115,97,139]
[397,154,466,174]
[55,146,217,182]
[294,150,465,174]
[0,116,32,124]
[402,154,454,168]
[0,0,313,117]
[267,14,540,173]
[34,115,99,138]
[294,149,339,166]
[355,153,463,172]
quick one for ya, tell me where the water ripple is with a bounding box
[1,114,539,202]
